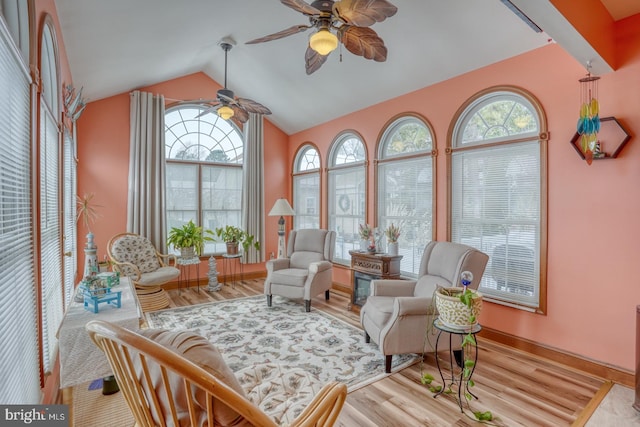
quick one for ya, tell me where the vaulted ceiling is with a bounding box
[53,0,639,135]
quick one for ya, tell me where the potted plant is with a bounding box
[212,225,260,255]
[167,220,212,257]
[421,271,493,423]
[358,223,373,252]
[384,223,401,256]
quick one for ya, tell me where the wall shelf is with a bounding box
[570,116,631,161]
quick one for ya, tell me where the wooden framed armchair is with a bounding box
[86,320,347,427]
[360,241,489,373]
[107,232,180,312]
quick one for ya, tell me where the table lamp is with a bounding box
[268,198,295,258]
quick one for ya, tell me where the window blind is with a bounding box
[451,141,541,307]
[0,18,40,403]
[293,172,320,230]
[40,102,63,374]
[328,166,365,264]
[63,129,77,306]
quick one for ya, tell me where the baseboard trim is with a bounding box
[479,327,634,387]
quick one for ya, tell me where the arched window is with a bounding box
[39,18,63,376]
[293,144,320,229]
[165,105,244,254]
[327,132,366,264]
[449,87,547,311]
[377,115,435,277]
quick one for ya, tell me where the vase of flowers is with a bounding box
[385,223,401,256]
[358,223,372,252]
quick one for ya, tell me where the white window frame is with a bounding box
[449,87,548,312]
[327,132,367,265]
[164,104,245,255]
[293,144,320,230]
[377,114,436,277]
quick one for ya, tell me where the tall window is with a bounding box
[327,132,366,264]
[165,105,244,254]
[63,129,77,306]
[39,19,63,375]
[449,88,547,311]
[293,144,320,229]
[377,115,435,277]
[0,9,39,403]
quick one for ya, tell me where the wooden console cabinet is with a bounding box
[349,250,402,311]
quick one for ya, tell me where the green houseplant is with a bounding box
[167,220,212,257]
[213,225,260,255]
[421,271,493,423]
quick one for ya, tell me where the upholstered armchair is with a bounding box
[107,232,180,312]
[360,241,489,373]
[265,229,336,312]
[86,320,347,427]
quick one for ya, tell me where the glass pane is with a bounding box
[378,156,433,276]
[293,173,320,229]
[328,167,365,263]
[382,118,433,158]
[295,145,320,172]
[332,135,365,166]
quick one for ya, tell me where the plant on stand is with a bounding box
[167,220,213,258]
[212,225,260,255]
[420,271,494,423]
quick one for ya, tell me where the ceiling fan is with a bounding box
[246,0,397,75]
[196,41,271,124]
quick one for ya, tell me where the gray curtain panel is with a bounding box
[127,90,167,251]
[242,113,265,263]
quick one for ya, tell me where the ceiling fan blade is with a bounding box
[230,105,250,123]
[281,0,323,16]
[246,25,311,44]
[334,0,397,27]
[236,98,272,115]
[196,103,222,118]
[305,46,329,75]
[339,26,387,61]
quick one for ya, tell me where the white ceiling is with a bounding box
[53,0,639,135]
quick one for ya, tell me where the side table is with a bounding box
[177,256,200,292]
[433,317,482,412]
[222,253,243,288]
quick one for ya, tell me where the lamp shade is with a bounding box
[269,198,295,216]
[309,29,338,56]
[218,105,234,120]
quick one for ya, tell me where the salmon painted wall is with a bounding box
[76,72,289,276]
[289,19,640,372]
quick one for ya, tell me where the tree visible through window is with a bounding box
[165,105,244,254]
[450,88,547,311]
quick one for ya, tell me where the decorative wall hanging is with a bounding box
[570,116,631,162]
[576,63,600,165]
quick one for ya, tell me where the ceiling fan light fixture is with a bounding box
[309,28,338,55]
[218,105,234,120]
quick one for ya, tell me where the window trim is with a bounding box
[446,85,548,314]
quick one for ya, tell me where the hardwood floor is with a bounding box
[166,279,605,426]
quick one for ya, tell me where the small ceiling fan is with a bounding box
[246,0,397,75]
[196,41,271,124]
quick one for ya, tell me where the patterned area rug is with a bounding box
[146,295,419,391]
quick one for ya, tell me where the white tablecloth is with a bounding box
[58,277,142,388]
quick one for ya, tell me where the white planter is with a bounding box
[387,242,398,256]
[359,239,368,251]
[435,287,482,330]
[180,246,196,258]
